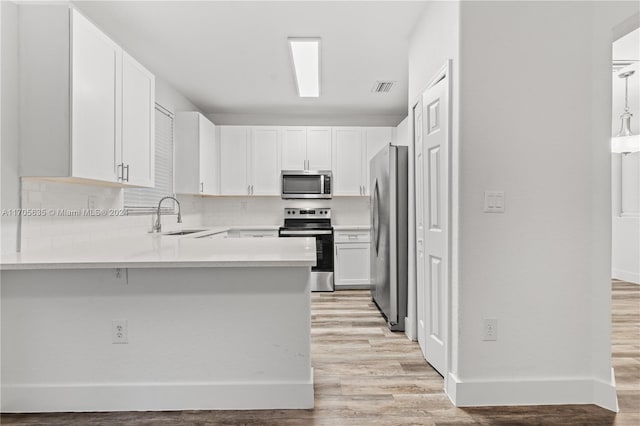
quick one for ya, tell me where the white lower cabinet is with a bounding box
[334,230,370,289]
[226,229,279,238]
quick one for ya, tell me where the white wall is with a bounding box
[395,116,409,146]
[448,0,639,410]
[2,266,313,411]
[1,1,20,254]
[611,58,639,283]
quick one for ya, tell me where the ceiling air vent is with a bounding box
[372,81,395,93]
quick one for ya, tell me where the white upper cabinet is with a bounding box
[282,127,308,170]
[175,112,218,195]
[282,127,331,170]
[70,10,121,183]
[19,6,155,187]
[364,127,393,195]
[307,128,332,170]
[219,127,250,195]
[219,126,281,196]
[332,128,364,196]
[250,127,281,195]
[121,51,155,187]
[199,117,218,195]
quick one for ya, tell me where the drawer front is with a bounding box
[239,230,278,238]
[335,231,371,244]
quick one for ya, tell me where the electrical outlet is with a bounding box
[87,195,98,210]
[483,318,497,341]
[112,320,128,344]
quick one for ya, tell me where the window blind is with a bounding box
[123,104,176,212]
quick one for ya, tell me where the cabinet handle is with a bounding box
[124,164,130,182]
[201,182,204,193]
[248,185,251,195]
[251,185,254,195]
[117,163,123,181]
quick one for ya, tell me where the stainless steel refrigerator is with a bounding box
[370,144,408,331]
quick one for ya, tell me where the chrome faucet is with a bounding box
[152,196,182,233]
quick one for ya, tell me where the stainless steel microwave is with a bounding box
[281,170,332,199]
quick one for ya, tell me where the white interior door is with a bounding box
[414,101,426,357]
[420,71,449,376]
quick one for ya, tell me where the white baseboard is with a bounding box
[335,284,370,290]
[446,369,618,412]
[1,371,314,412]
[613,269,640,284]
[404,316,417,341]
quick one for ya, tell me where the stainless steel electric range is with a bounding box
[278,208,334,292]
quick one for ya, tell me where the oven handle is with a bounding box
[279,230,332,236]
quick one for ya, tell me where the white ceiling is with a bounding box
[73,1,427,125]
[613,28,639,61]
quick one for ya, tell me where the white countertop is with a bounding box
[1,227,316,270]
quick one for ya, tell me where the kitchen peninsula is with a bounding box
[0,232,316,412]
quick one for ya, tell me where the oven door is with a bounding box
[278,229,334,291]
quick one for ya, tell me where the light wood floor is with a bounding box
[2,281,638,425]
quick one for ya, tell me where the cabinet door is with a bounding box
[282,127,307,170]
[251,128,280,195]
[307,127,332,170]
[71,10,121,183]
[332,128,363,196]
[121,51,155,187]
[364,127,393,195]
[219,127,249,195]
[334,243,370,287]
[199,116,218,195]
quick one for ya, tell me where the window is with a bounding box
[123,104,176,212]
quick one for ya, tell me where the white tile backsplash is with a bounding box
[18,180,204,252]
[201,196,370,226]
[17,179,370,252]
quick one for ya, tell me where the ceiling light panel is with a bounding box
[288,38,320,97]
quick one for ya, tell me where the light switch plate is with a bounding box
[484,191,505,213]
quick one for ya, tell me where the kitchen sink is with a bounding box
[162,229,208,236]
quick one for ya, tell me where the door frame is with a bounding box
[412,60,454,388]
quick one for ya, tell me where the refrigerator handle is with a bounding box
[373,179,380,255]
